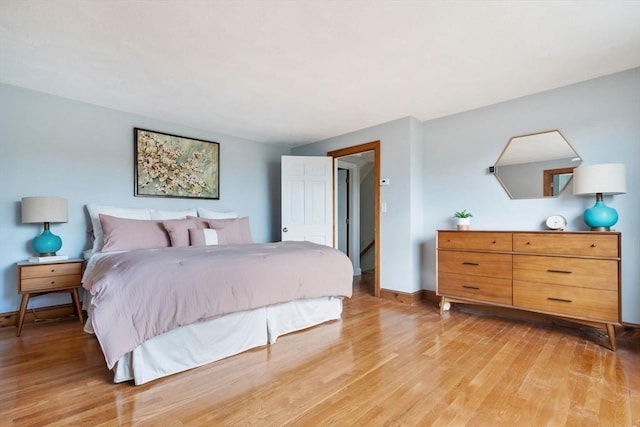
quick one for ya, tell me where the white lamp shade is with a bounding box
[21,197,68,223]
[573,163,626,195]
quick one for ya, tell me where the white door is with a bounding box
[281,155,334,245]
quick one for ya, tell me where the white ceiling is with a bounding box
[496,131,579,166]
[1,1,639,147]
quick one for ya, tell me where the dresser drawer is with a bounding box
[438,272,512,305]
[513,281,618,322]
[438,231,512,252]
[21,274,82,292]
[513,233,619,257]
[513,255,618,291]
[20,262,82,279]
[439,251,512,279]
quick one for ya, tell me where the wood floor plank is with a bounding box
[1,274,638,426]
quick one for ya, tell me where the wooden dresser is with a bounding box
[436,230,621,350]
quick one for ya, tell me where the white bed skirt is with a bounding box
[86,297,343,385]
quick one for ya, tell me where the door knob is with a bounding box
[282,227,288,232]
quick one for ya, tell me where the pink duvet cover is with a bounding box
[83,241,353,368]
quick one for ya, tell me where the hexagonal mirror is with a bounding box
[493,130,582,199]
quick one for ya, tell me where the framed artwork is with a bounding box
[134,128,220,199]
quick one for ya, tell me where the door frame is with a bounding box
[543,167,575,197]
[328,141,381,297]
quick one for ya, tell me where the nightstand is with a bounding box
[16,259,84,336]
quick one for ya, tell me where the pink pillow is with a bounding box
[187,216,213,229]
[206,217,252,245]
[162,218,206,247]
[99,214,170,252]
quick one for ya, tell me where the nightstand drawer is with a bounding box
[439,251,512,279]
[438,272,512,305]
[513,255,618,291]
[513,280,618,322]
[513,233,619,257]
[21,274,82,292]
[20,262,82,279]
[438,231,512,252]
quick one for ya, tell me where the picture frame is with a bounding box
[134,128,220,200]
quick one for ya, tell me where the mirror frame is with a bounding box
[493,130,582,199]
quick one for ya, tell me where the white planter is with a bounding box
[456,217,471,230]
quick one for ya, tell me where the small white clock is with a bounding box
[545,214,567,230]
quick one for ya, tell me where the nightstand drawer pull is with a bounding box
[462,285,480,290]
[547,297,572,303]
[547,269,572,274]
[462,262,480,266]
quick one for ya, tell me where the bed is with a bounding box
[81,204,353,385]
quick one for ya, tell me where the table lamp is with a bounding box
[21,197,68,256]
[572,163,626,231]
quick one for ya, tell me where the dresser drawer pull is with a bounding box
[462,262,480,266]
[462,285,480,290]
[547,297,572,303]
[547,269,572,274]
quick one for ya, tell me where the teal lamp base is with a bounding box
[583,197,618,232]
[32,223,63,256]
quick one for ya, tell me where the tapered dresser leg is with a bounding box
[605,324,616,351]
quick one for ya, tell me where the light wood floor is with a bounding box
[1,275,639,426]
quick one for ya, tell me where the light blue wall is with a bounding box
[360,168,375,272]
[423,68,640,324]
[409,118,425,295]
[292,68,639,323]
[2,67,638,324]
[0,84,290,314]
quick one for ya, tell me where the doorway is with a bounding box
[337,168,349,255]
[328,141,380,297]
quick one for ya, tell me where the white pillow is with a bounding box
[149,208,198,220]
[197,207,239,219]
[86,204,151,253]
[203,229,219,245]
[188,228,219,246]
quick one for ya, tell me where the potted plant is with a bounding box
[453,210,473,230]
